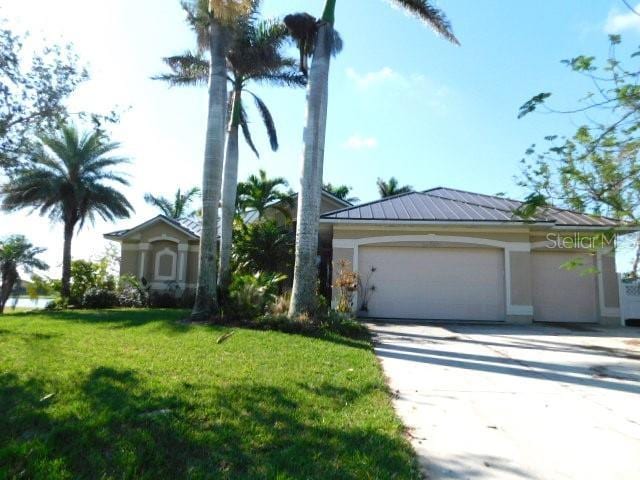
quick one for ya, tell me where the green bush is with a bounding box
[82,287,118,309]
[226,272,287,320]
[117,275,149,308]
[68,259,115,306]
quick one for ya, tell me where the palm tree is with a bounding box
[156,14,305,291]
[0,235,48,314]
[324,183,358,203]
[285,0,459,317]
[376,177,413,198]
[237,169,293,218]
[173,0,253,320]
[144,187,200,220]
[1,124,132,299]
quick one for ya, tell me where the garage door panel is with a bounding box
[359,246,505,321]
[532,252,597,323]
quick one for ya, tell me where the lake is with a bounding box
[5,297,53,310]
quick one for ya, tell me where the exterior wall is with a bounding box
[112,220,199,291]
[120,245,138,277]
[600,253,619,309]
[509,251,532,307]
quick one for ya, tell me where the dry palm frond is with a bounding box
[210,0,253,22]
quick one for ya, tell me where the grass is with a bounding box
[0,309,420,479]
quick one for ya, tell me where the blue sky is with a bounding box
[1,0,639,274]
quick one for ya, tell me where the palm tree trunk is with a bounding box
[288,17,334,318]
[191,19,228,321]
[218,89,241,292]
[61,220,74,300]
[0,265,17,314]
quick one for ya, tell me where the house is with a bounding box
[103,189,351,291]
[105,186,625,326]
[323,187,624,326]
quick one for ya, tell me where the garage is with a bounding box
[358,246,505,321]
[532,251,598,323]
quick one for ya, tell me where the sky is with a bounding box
[2,0,640,276]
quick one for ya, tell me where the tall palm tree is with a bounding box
[1,125,132,299]
[285,0,459,317]
[236,169,293,218]
[376,177,413,198]
[144,187,200,220]
[156,14,305,291]
[0,235,48,314]
[175,0,253,321]
[324,182,358,203]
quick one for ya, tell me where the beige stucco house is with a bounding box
[106,186,626,326]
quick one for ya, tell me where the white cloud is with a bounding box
[346,67,400,89]
[344,135,379,150]
[605,4,640,33]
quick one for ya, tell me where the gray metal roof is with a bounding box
[321,187,621,227]
[104,215,202,240]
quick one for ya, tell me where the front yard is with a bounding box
[0,309,420,479]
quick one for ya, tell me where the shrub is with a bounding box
[45,295,68,310]
[226,272,286,320]
[69,259,115,306]
[82,287,118,309]
[333,259,359,313]
[268,291,291,315]
[150,291,178,308]
[117,275,149,308]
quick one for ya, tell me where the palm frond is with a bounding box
[239,106,260,158]
[247,91,278,151]
[389,0,459,45]
[153,52,209,87]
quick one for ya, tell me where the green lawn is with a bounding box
[0,309,420,479]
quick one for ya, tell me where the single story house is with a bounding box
[105,186,625,326]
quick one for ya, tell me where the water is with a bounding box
[6,297,53,310]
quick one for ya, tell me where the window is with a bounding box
[154,247,177,281]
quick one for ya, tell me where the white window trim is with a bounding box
[154,247,177,281]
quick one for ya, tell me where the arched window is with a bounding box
[154,247,177,281]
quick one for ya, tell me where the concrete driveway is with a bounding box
[368,322,640,480]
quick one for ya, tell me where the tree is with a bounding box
[284,0,459,317]
[376,177,413,198]
[172,0,252,321]
[1,124,133,300]
[144,187,201,220]
[236,169,293,218]
[232,219,294,277]
[517,35,640,272]
[0,235,48,314]
[323,182,358,203]
[0,19,118,171]
[156,12,305,290]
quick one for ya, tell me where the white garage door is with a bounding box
[532,251,598,323]
[358,246,505,321]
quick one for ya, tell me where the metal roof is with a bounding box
[104,215,202,240]
[320,187,621,227]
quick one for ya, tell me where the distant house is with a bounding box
[106,186,625,326]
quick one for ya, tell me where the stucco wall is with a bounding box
[601,253,619,308]
[509,251,532,306]
[332,226,531,243]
